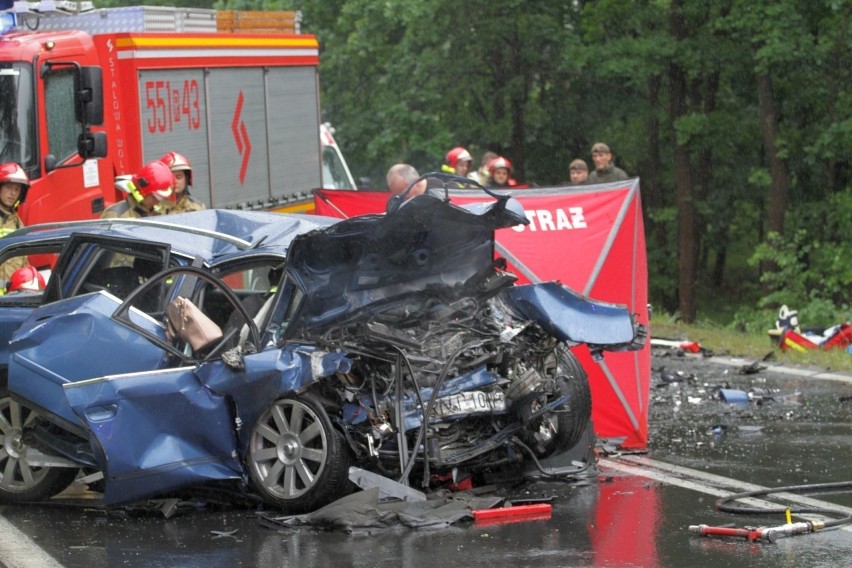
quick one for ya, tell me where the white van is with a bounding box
[320,123,357,190]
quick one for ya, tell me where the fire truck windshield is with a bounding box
[0,63,36,170]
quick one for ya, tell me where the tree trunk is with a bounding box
[669,0,697,323]
[756,70,789,238]
[509,29,528,182]
[826,5,849,192]
[645,74,663,211]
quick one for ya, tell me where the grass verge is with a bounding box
[650,319,852,375]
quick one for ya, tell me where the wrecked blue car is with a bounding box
[1,179,645,513]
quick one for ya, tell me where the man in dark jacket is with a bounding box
[587,142,628,183]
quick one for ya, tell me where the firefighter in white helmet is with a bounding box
[0,162,31,289]
[441,146,474,177]
[159,152,206,214]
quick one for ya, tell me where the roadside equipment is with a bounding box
[690,480,852,543]
[768,305,852,352]
[689,521,824,543]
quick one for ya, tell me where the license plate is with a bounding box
[431,390,506,419]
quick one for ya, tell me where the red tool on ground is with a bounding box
[473,503,553,526]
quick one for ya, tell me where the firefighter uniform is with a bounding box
[0,210,27,287]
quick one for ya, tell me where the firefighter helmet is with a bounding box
[131,161,175,202]
[488,156,512,175]
[444,147,473,169]
[160,151,193,186]
[7,266,46,293]
[0,162,30,206]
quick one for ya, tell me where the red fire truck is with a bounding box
[0,4,344,223]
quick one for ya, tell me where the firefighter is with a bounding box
[101,160,176,219]
[473,151,498,186]
[441,146,474,178]
[159,152,206,213]
[0,162,31,288]
[5,265,46,294]
[487,156,518,189]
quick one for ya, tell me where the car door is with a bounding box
[1,234,172,381]
[63,366,243,505]
[0,239,63,374]
[43,233,172,303]
[61,265,262,505]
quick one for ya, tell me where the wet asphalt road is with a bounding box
[1,350,851,568]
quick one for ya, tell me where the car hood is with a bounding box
[285,193,529,330]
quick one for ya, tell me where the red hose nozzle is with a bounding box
[690,522,819,542]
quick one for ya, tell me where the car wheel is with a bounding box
[247,394,352,512]
[524,347,593,457]
[0,394,80,503]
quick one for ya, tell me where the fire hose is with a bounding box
[689,480,852,543]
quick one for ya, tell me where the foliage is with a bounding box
[89,0,852,328]
[748,188,852,326]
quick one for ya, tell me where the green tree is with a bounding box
[93,0,852,325]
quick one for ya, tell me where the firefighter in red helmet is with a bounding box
[441,146,474,177]
[159,151,206,214]
[6,265,46,294]
[487,156,518,189]
[101,160,176,219]
[0,162,32,288]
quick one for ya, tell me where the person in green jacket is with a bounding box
[587,142,628,183]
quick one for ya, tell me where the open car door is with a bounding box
[65,266,264,504]
[43,234,172,304]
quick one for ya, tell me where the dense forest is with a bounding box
[99,0,852,328]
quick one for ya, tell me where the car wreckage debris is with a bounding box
[0,176,645,515]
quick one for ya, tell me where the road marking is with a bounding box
[708,356,852,384]
[601,455,852,532]
[0,514,64,568]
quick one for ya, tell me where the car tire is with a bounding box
[523,347,593,457]
[247,393,352,513]
[0,393,80,503]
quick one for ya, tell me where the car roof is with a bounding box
[3,210,337,261]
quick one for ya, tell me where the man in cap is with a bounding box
[587,142,628,183]
[568,159,589,185]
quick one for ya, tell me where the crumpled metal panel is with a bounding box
[196,346,352,452]
[64,366,242,505]
[9,293,167,428]
[505,281,637,346]
[285,195,528,332]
